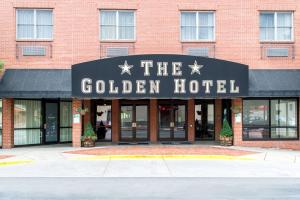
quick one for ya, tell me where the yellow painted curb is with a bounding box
[0,160,33,167]
[72,155,254,161]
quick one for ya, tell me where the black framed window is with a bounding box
[14,99,42,145]
[243,98,298,140]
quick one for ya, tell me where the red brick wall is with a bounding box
[2,98,14,149]
[0,0,299,70]
[72,99,82,147]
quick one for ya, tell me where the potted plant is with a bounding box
[81,122,97,147]
[219,118,233,146]
[77,107,88,115]
[0,60,4,73]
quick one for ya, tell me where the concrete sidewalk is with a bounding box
[0,144,300,177]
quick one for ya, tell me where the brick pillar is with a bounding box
[111,99,120,143]
[187,99,195,142]
[83,100,91,129]
[2,98,14,149]
[232,98,243,146]
[72,99,82,147]
[150,99,158,143]
[214,99,222,141]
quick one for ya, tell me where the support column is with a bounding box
[111,99,120,143]
[187,99,195,142]
[72,99,82,147]
[83,100,92,129]
[214,99,222,141]
[232,98,243,146]
[2,98,14,149]
[150,99,158,143]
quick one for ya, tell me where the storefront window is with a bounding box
[14,100,42,145]
[60,101,72,142]
[0,99,2,147]
[243,99,298,140]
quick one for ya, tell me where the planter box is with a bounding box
[220,136,233,146]
[82,139,96,147]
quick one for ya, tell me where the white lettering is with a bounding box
[141,60,153,76]
[109,80,118,94]
[202,80,213,94]
[157,62,168,76]
[189,80,199,94]
[96,80,105,94]
[217,80,226,93]
[230,80,239,93]
[172,62,182,76]
[136,80,146,94]
[122,80,132,94]
[81,78,92,94]
[149,80,160,94]
[174,79,186,94]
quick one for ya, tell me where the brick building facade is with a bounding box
[0,0,299,149]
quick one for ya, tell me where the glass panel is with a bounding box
[121,106,133,139]
[60,102,72,142]
[14,100,42,128]
[243,127,269,140]
[100,11,116,40]
[174,105,186,139]
[17,10,34,39]
[45,103,58,143]
[195,103,214,140]
[159,105,172,139]
[271,128,297,139]
[118,11,134,39]
[181,12,196,40]
[271,99,297,127]
[136,105,148,139]
[198,13,214,40]
[243,100,269,126]
[260,13,274,40]
[36,10,53,39]
[277,13,292,27]
[277,27,291,40]
[14,129,41,145]
[96,105,112,141]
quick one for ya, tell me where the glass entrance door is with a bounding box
[158,101,187,141]
[44,102,58,143]
[195,101,215,140]
[120,102,148,141]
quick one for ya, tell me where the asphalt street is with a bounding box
[0,178,300,200]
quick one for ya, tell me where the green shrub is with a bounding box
[81,122,97,141]
[0,60,4,71]
[220,118,233,137]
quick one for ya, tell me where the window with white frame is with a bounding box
[181,11,215,41]
[16,9,53,40]
[260,12,293,41]
[100,10,135,40]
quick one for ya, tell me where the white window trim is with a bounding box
[16,9,53,41]
[180,11,215,42]
[260,11,294,42]
[99,10,136,41]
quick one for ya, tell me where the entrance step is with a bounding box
[118,142,150,145]
[160,141,192,145]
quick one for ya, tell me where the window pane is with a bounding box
[37,25,53,39]
[181,12,196,40]
[271,128,297,139]
[198,27,214,40]
[243,100,269,126]
[118,12,134,39]
[60,102,72,127]
[17,10,34,39]
[100,11,116,40]
[14,100,42,128]
[260,27,275,40]
[14,129,41,145]
[260,13,274,27]
[243,127,269,139]
[198,13,214,26]
[277,13,292,27]
[271,99,297,127]
[277,27,291,40]
[36,10,53,39]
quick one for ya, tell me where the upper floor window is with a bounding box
[16,9,53,40]
[180,11,215,41]
[100,10,135,40]
[260,12,293,42]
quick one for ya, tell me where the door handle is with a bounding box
[44,123,47,129]
[132,122,136,128]
[170,122,174,128]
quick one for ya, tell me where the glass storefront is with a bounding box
[14,100,42,145]
[96,104,112,141]
[243,99,298,140]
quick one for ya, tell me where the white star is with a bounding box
[189,60,203,75]
[119,60,133,75]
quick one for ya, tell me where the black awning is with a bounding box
[0,69,71,98]
[249,69,300,97]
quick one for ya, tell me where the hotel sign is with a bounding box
[72,54,248,98]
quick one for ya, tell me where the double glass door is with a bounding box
[158,101,187,141]
[120,102,149,141]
